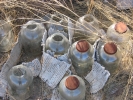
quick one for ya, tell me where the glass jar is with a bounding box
[106,22,131,48]
[7,65,33,100]
[59,75,86,100]
[45,32,70,55]
[75,14,99,44]
[0,20,15,52]
[45,14,68,38]
[96,41,121,74]
[46,14,67,31]
[69,40,93,76]
[20,20,46,56]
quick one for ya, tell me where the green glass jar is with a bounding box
[45,32,70,55]
[0,20,15,52]
[20,20,46,56]
[75,14,99,44]
[59,75,86,100]
[69,40,93,76]
[7,65,33,100]
[107,22,131,48]
[96,41,121,74]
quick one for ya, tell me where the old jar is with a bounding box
[45,14,68,38]
[0,20,15,52]
[59,75,86,100]
[96,41,121,74]
[75,14,99,44]
[7,65,33,100]
[20,20,46,56]
[45,32,70,55]
[107,22,131,48]
[45,14,67,31]
[69,40,93,76]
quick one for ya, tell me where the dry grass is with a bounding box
[0,0,133,100]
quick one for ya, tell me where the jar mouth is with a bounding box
[13,68,25,77]
[104,42,117,55]
[76,40,90,52]
[53,16,61,22]
[53,35,63,41]
[27,24,37,30]
[115,22,127,34]
[65,76,79,90]
[84,15,93,23]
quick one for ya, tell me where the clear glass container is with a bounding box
[107,22,131,48]
[45,14,68,38]
[7,65,33,100]
[0,20,15,52]
[46,14,67,31]
[20,20,46,56]
[96,41,121,74]
[75,14,99,44]
[59,75,86,100]
[69,40,94,76]
[45,32,70,55]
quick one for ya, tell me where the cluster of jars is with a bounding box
[0,14,131,100]
[44,15,130,100]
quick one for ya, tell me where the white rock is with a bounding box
[117,0,133,10]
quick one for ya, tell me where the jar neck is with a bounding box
[100,45,117,63]
[51,34,64,44]
[74,41,93,56]
[79,14,99,31]
[12,68,26,79]
[22,21,45,40]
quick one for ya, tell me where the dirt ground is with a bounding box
[0,0,133,100]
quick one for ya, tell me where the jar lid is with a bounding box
[115,22,127,34]
[104,42,117,55]
[76,40,89,52]
[65,76,79,90]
